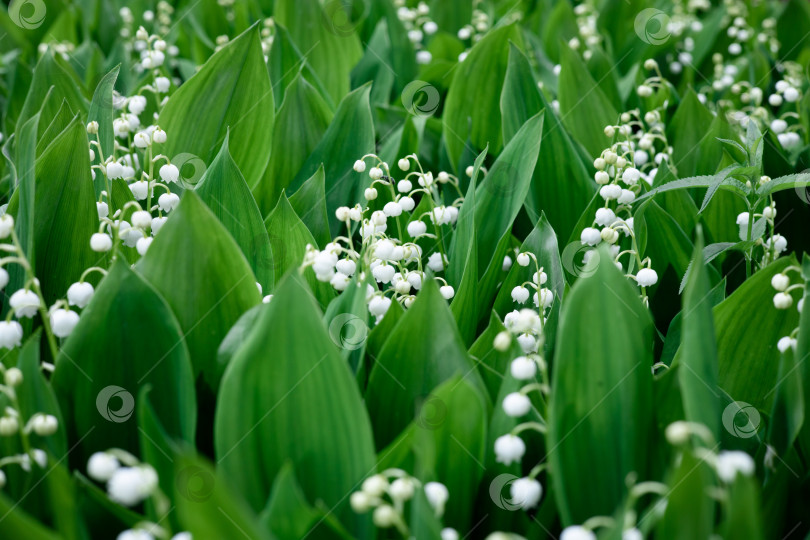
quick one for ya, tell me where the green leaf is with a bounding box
[260,463,320,539]
[635,171,749,207]
[286,84,375,236]
[714,257,800,410]
[677,228,721,441]
[350,19,396,107]
[87,65,119,166]
[721,476,765,540]
[260,462,355,540]
[215,272,375,537]
[194,134,273,288]
[548,246,653,525]
[137,386,181,528]
[253,73,333,217]
[137,191,261,390]
[767,345,804,459]
[411,376,487,531]
[51,259,196,463]
[173,454,273,540]
[323,273,370,372]
[500,44,544,144]
[443,24,523,170]
[264,192,335,306]
[0,494,61,540]
[656,450,716,540]
[7,115,99,306]
[158,24,274,184]
[634,200,694,279]
[557,43,618,158]
[755,172,810,199]
[448,148,485,344]
[16,51,87,137]
[274,0,363,104]
[289,165,331,247]
[11,112,39,292]
[501,44,596,240]
[467,112,544,273]
[365,278,486,449]
[266,22,333,110]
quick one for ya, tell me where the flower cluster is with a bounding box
[0,365,58,491]
[119,3,176,43]
[488,251,553,513]
[394,0,492,64]
[393,0,439,65]
[302,153,462,323]
[770,266,804,353]
[87,449,190,540]
[576,64,674,303]
[87,49,180,262]
[350,469,456,539]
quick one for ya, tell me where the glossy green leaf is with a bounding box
[264,192,335,306]
[677,229,721,440]
[194,134,273,288]
[715,257,800,410]
[265,23,333,110]
[51,259,196,462]
[174,454,273,540]
[656,450,715,540]
[443,24,523,170]
[137,192,261,390]
[254,73,333,217]
[274,0,363,104]
[501,44,596,240]
[365,278,486,449]
[158,24,274,185]
[558,44,618,158]
[289,165,331,247]
[721,476,765,540]
[215,272,375,537]
[286,84,375,236]
[466,112,544,273]
[548,247,653,525]
[7,116,99,305]
[411,376,487,531]
[16,51,87,137]
[87,65,119,165]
